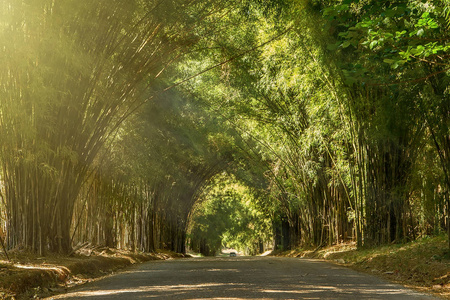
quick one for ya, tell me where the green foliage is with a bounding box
[323,0,449,84]
[1,0,449,256]
[188,174,272,256]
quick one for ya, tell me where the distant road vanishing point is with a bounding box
[47,256,437,300]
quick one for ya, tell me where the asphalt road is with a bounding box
[47,256,437,299]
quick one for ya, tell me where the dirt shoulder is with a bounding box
[0,246,186,299]
[272,235,450,299]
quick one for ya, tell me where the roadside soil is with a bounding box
[272,235,450,299]
[0,246,185,300]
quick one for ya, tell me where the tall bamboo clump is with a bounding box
[0,0,184,254]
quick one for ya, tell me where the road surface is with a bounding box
[47,256,437,299]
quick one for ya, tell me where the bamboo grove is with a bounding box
[0,0,449,256]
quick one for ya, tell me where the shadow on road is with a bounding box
[48,257,436,299]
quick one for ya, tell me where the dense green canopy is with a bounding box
[0,0,449,255]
